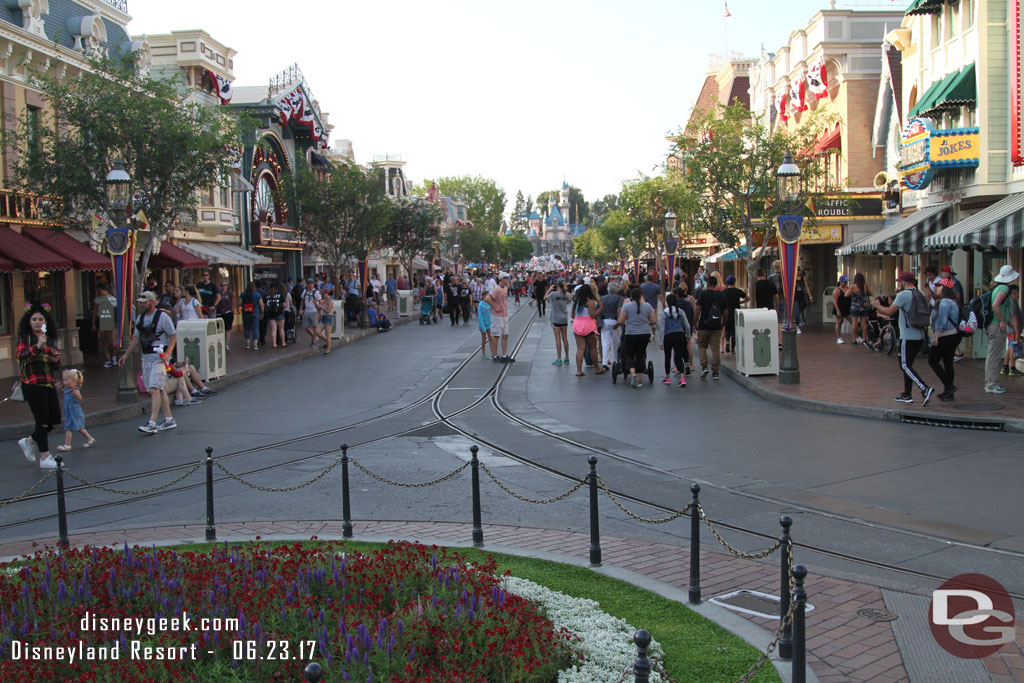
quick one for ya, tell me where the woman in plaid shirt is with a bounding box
[16,305,62,469]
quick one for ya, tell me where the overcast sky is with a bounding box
[127,0,904,210]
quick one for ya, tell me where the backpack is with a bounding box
[703,293,724,330]
[968,289,995,330]
[265,292,282,317]
[903,288,931,330]
[241,291,255,314]
[136,310,166,355]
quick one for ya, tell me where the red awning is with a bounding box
[0,226,73,271]
[148,241,208,270]
[24,228,110,271]
[813,125,842,154]
[0,253,13,272]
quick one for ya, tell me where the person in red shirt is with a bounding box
[485,273,513,362]
[16,304,62,469]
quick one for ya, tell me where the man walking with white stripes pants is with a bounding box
[873,272,934,406]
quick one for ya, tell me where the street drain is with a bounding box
[952,402,1006,412]
[709,590,815,619]
[856,607,898,622]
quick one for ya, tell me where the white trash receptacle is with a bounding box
[330,299,345,340]
[735,308,778,376]
[397,290,415,317]
[176,318,226,381]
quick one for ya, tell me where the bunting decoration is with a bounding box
[106,227,136,348]
[774,90,788,122]
[807,59,829,99]
[206,70,233,104]
[276,87,328,147]
[790,74,807,113]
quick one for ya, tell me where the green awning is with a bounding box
[906,0,944,16]
[934,62,976,109]
[909,70,959,118]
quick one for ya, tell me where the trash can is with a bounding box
[735,308,778,376]
[822,287,851,333]
[397,290,415,317]
[176,318,226,381]
[330,298,345,340]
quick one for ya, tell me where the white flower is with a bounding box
[501,575,665,683]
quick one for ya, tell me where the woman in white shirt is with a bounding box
[178,285,203,321]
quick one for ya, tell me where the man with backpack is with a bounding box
[983,265,1020,394]
[693,275,728,380]
[872,272,934,406]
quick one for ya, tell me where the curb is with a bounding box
[719,363,1024,432]
[0,317,411,441]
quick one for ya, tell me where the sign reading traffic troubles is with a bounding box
[899,117,979,190]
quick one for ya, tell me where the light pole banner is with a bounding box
[776,215,804,330]
[106,227,136,348]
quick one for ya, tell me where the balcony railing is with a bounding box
[0,189,56,226]
[101,0,129,12]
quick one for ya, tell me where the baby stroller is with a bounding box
[609,328,654,386]
[419,292,434,324]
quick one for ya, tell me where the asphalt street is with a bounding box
[2,299,1022,609]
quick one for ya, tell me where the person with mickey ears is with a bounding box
[872,272,934,406]
[119,291,177,434]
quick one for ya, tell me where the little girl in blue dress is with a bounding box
[57,369,95,452]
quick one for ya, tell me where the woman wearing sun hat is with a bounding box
[985,264,1020,394]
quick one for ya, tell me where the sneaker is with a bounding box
[953,352,965,363]
[893,394,914,403]
[684,364,691,376]
[938,392,955,402]
[700,366,709,379]
[139,421,159,434]
[724,344,731,353]
[855,337,864,344]
[796,328,803,335]
[56,445,71,452]
[200,387,217,395]
[504,356,516,363]
[836,338,845,344]
[38,456,58,469]
[102,359,114,368]
[1009,368,1024,377]
[174,399,201,406]
[679,378,687,387]
[156,418,177,431]
[18,437,37,462]
[482,354,489,360]
[561,359,570,365]
[985,385,1007,394]
[662,377,672,384]
[672,370,680,377]
[83,439,96,448]
[922,386,934,406]
[552,360,563,366]
[492,355,502,363]
[712,371,720,380]
[1001,366,1010,375]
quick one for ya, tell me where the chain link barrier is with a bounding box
[64,461,203,496]
[698,504,782,560]
[0,471,53,508]
[214,458,341,493]
[597,476,692,524]
[479,461,586,505]
[349,458,469,488]
[733,599,798,683]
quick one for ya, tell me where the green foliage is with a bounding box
[670,102,836,281]
[509,190,529,233]
[280,164,393,273]
[589,193,619,228]
[444,225,494,264]
[10,53,243,287]
[422,175,507,232]
[384,198,442,280]
[500,233,534,264]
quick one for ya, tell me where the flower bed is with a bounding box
[0,540,581,682]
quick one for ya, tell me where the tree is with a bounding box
[589,194,619,228]
[420,175,507,232]
[509,190,529,233]
[670,102,834,288]
[499,233,534,264]
[613,174,691,281]
[281,164,393,309]
[572,228,615,265]
[12,53,242,291]
[384,198,442,281]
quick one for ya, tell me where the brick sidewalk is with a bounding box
[3,520,1021,682]
[722,324,1023,426]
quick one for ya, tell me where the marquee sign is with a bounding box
[900,117,980,190]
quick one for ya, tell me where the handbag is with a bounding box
[136,371,147,393]
[8,381,23,402]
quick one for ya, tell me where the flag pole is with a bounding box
[723,2,731,60]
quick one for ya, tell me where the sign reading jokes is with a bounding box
[900,117,979,190]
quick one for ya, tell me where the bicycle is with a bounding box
[864,296,899,355]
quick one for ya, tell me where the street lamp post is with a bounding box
[618,236,626,276]
[452,243,460,276]
[104,159,139,403]
[775,150,804,385]
[479,248,485,274]
[429,240,438,277]
[663,209,678,293]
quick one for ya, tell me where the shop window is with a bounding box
[23,271,66,328]
[930,12,941,49]
[220,186,229,207]
[963,0,974,28]
[945,2,958,41]
[26,106,41,160]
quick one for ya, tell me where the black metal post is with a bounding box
[204,446,216,541]
[54,454,69,549]
[470,445,483,547]
[632,629,651,683]
[688,483,701,604]
[340,443,352,539]
[779,515,794,660]
[303,661,323,682]
[792,564,808,683]
[588,456,601,567]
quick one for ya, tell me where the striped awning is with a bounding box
[840,203,952,255]
[924,194,1024,251]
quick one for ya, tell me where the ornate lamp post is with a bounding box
[479,248,485,273]
[618,236,626,276]
[775,150,804,385]
[452,242,460,276]
[663,209,678,292]
[105,159,138,402]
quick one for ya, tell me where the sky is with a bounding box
[126,0,906,213]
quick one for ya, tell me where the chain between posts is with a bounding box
[349,458,469,488]
[479,461,586,504]
[64,461,203,495]
[0,471,53,508]
[214,458,340,493]
[597,476,692,524]
[698,505,783,559]
[734,599,798,683]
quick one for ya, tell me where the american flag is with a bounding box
[723,2,731,18]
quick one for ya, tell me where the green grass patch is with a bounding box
[172,540,780,682]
